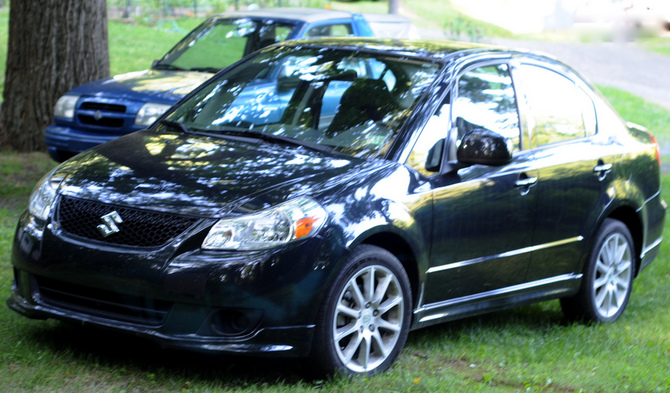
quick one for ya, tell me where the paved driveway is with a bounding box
[492,39,670,111]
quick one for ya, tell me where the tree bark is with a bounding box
[0,0,110,152]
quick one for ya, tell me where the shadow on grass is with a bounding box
[16,300,571,387]
[405,300,569,347]
[22,320,312,386]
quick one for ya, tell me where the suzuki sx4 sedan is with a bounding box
[9,38,665,376]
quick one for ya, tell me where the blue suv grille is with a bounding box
[80,102,126,113]
[76,100,129,129]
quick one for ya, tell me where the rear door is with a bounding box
[513,62,621,281]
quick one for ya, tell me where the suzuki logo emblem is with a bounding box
[97,211,123,237]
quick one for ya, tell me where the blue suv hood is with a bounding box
[68,69,214,103]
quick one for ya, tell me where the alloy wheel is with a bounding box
[332,264,405,373]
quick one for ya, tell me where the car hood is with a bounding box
[68,69,214,103]
[55,130,375,217]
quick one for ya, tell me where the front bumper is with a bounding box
[7,290,315,356]
[9,212,344,357]
[44,124,141,161]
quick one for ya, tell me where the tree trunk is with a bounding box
[389,0,400,15]
[0,0,110,152]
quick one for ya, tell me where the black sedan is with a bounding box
[9,38,665,376]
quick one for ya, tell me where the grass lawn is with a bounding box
[0,10,200,102]
[640,36,670,57]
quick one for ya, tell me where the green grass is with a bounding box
[640,36,670,56]
[0,0,511,101]
[598,85,670,156]
[108,19,202,76]
[1,2,670,391]
[1,89,669,391]
[0,10,201,101]
[332,0,513,40]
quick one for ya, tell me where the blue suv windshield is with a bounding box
[164,46,441,159]
[154,17,298,73]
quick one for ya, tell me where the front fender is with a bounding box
[320,166,433,298]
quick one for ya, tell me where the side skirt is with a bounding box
[411,274,582,330]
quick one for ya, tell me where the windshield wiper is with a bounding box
[205,129,340,155]
[153,63,186,71]
[160,119,193,134]
[188,67,222,73]
[159,123,341,155]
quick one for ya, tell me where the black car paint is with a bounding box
[8,39,665,360]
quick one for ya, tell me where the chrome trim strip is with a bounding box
[415,273,582,320]
[645,188,661,205]
[638,188,663,214]
[641,236,663,259]
[426,236,584,274]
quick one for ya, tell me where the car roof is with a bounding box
[213,7,357,23]
[278,37,502,61]
[278,37,570,69]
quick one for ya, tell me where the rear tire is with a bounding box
[561,218,635,323]
[310,245,412,376]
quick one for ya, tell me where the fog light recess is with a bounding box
[211,309,263,336]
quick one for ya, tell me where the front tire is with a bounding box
[561,218,635,323]
[310,245,412,376]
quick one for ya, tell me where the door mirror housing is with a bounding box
[457,129,513,166]
[424,138,445,173]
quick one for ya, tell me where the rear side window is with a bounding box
[518,64,596,147]
[305,23,354,37]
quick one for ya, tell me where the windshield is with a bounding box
[154,17,298,72]
[164,46,441,159]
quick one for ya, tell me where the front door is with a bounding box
[420,63,538,305]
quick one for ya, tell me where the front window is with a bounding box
[405,63,520,176]
[452,64,521,151]
[154,17,297,72]
[164,46,440,159]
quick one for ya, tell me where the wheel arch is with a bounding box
[606,205,643,276]
[359,232,421,312]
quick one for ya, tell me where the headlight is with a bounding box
[54,95,80,119]
[28,169,61,222]
[203,197,328,250]
[135,102,172,126]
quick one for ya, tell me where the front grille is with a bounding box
[77,102,127,128]
[78,115,124,128]
[36,276,170,326]
[80,102,126,113]
[56,195,200,248]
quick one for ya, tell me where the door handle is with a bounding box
[515,174,537,195]
[593,161,612,180]
[515,177,538,187]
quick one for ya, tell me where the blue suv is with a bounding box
[45,8,416,162]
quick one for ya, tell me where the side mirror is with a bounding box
[424,138,445,173]
[457,129,513,166]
